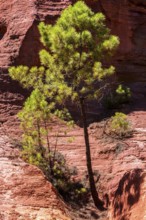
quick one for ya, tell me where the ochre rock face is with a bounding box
[54,111,146,220]
[0,0,36,70]
[0,132,71,220]
[109,169,146,220]
[98,0,146,82]
[0,0,71,70]
[1,0,146,82]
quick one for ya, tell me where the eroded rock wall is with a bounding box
[0,0,36,70]
[0,131,71,220]
[109,169,146,220]
[54,111,146,220]
[0,0,71,70]
[1,0,146,82]
[98,0,146,82]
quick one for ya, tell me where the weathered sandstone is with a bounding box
[0,0,71,70]
[54,111,146,220]
[109,169,146,220]
[1,0,146,83]
[0,131,71,220]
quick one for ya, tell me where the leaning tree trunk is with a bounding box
[80,97,106,211]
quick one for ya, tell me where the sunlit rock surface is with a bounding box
[0,0,71,70]
[0,132,71,220]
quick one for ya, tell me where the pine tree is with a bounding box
[9,1,119,210]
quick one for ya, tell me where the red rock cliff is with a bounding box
[1,0,146,83]
[0,129,71,219]
[0,0,71,70]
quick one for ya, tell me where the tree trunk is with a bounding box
[80,97,106,211]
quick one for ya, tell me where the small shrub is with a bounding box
[45,151,89,204]
[105,85,131,109]
[108,112,132,138]
[22,146,89,204]
[116,85,131,102]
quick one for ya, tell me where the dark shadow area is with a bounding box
[129,0,146,6]
[14,20,41,67]
[90,210,100,219]
[0,23,7,40]
[0,71,29,106]
[112,169,145,219]
[67,77,146,129]
[14,17,58,67]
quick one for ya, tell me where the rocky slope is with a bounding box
[0,84,145,219]
[0,129,71,220]
[52,110,146,220]
[1,0,146,82]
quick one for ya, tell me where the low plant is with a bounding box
[116,84,131,102]
[32,149,89,204]
[21,132,89,204]
[54,161,89,204]
[15,89,88,204]
[105,84,131,109]
[107,112,132,138]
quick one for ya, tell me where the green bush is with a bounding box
[108,112,132,138]
[42,150,89,204]
[22,146,89,204]
[105,85,131,109]
[116,84,131,102]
